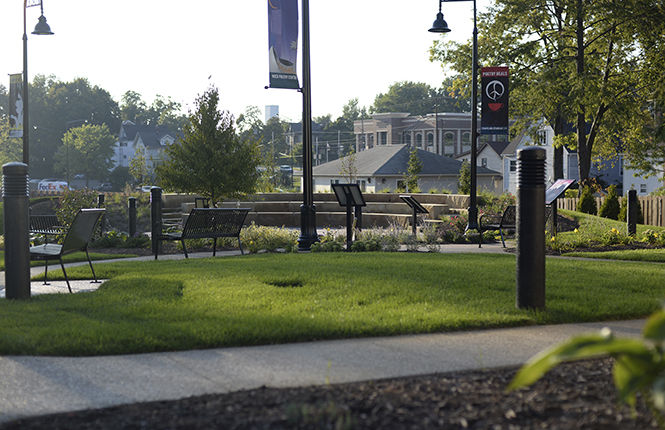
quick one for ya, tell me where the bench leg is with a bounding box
[59,258,72,294]
[499,228,506,248]
[478,228,483,248]
[43,258,50,285]
[86,248,100,284]
[212,238,217,257]
[238,237,244,255]
[181,240,189,258]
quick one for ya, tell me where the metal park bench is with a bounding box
[29,208,105,293]
[29,214,64,243]
[479,205,552,248]
[154,208,250,259]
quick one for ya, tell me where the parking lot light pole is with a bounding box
[23,0,54,166]
[429,0,479,231]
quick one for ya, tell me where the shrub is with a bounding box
[618,195,644,224]
[56,189,99,229]
[240,223,299,254]
[577,187,597,215]
[458,161,471,194]
[598,185,620,220]
[91,230,150,249]
[478,192,516,215]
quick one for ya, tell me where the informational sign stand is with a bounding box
[332,184,366,251]
[545,179,576,236]
[399,195,429,236]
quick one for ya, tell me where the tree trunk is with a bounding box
[576,0,589,185]
[553,113,564,180]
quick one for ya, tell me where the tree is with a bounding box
[458,160,471,195]
[129,146,148,186]
[404,146,423,193]
[430,0,661,182]
[339,150,358,183]
[120,90,187,132]
[54,124,115,187]
[155,86,260,204]
[29,76,120,178]
[0,121,22,166]
[372,80,468,116]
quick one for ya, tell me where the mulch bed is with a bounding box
[1,358,659,429]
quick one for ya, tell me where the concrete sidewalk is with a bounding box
[0,319,645,424]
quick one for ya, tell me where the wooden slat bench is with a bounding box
[479,205,552,248]
[155,208,250,259]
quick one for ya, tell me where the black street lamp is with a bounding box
[430,0,479,231]
[23,0,54,166]
[298,0,318,250]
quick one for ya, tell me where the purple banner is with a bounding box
[268,0,299,89]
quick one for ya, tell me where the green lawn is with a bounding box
[2,252,664,356]
[0,250,138,271]
[564,248,665,262]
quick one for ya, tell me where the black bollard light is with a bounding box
[516,147,546,310]
[3,162,31,299]
[150,187,162,259]
[97,193,105,208]
[128,197,137,237]
[627,190,638,236]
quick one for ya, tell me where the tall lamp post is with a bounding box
[23,0,54,165]
[298,0,318,250]
[429,0,479,231]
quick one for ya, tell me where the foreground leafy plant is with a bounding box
[509,308,665,426]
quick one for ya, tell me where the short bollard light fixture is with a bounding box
[516,147,547,310]
[429,0,479,232]
[3,162,31,299]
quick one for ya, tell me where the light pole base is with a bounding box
[298,204,318,251]
[466,206,479,232]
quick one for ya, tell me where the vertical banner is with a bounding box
[9,74,24,138]
[481,66,509,135]
[268,0,300,89]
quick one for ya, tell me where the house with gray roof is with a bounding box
[112,120,179,174]
[311,145,502,194]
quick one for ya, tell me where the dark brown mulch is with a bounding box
[1,358,659,429]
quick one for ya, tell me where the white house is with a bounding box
[112,121,178,174]
[623,159,664,195]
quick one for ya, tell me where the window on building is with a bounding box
[538,130,547,146]
[416,133,423,149]
[368,134,374,148]
[427,133,434,149]
[510,160,517,172]
[462,132,471,152]
[444,132,455,154]
[379,132,387,145]
[640,184,647,194]
[481,158,487,167]
[403,133,411,145]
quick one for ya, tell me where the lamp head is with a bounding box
[32,15,54,35]
[429,12,451,33]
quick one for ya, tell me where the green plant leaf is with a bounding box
[652,374,665,412]
[508,330,650,391]
[644,310,665,342]
[613,355,655,407]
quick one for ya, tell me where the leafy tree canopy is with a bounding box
[55,123,115,186]
[372,80,469,116]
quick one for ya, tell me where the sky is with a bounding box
[1,0,491,123]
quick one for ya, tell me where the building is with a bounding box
[112,120,179,173]
[265,105,279,123]
[353,112,508,157]
[311,145,502,194]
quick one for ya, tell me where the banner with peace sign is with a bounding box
[481,66,509,135]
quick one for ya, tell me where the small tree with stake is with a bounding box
[156,85,260,206]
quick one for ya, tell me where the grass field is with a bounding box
[2,252,664,356]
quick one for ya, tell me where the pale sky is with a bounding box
[1,0,490,123]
